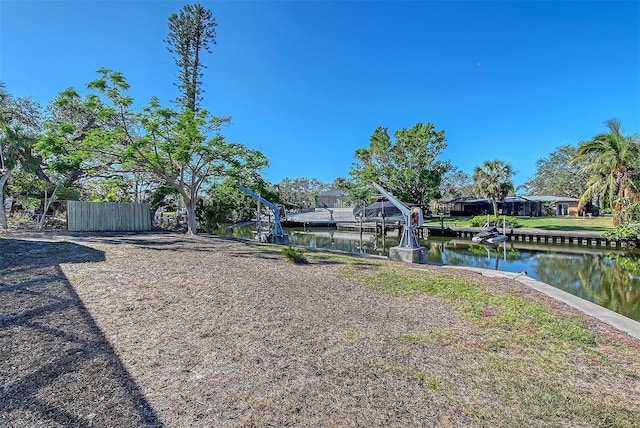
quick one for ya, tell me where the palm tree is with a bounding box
[0,81,8,106]
[0,81,10,170]
[571,120,639,226]
[0,88,44,228]
[472,160,515,216]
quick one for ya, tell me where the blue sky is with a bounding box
[1,0,639,190]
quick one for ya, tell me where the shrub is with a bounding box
[469,215,519,228]
[602,225,640,241]
[282,247,308,264]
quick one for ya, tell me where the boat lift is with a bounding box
[373,183,426,263]
[239,185,289,245]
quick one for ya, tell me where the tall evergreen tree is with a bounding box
[165,3,217,112]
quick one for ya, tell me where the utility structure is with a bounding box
[373,183,426,263]
[238,185,289,245]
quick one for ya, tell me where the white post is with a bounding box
[256,194,262,240]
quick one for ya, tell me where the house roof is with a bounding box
[518,195,580,203]
[317,190,346,197]
[446,197,488,204]
[447,195,579,204]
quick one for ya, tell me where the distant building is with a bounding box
[316,190,352,208]
[447,195,581,217]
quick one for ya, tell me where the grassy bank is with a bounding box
[337,259,640,426]
[427,215,614,232]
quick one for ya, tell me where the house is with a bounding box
[447,195,581,217]
[447,198,492,216]
[519,195,581,217]
[316,190,352,208]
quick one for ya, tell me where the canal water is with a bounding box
[219,226,640,322]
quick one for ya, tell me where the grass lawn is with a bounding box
[339,260,640,426]
[426,215,615,232]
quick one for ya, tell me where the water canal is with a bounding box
[219,226,640,322]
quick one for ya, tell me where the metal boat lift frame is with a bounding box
[239,185,289,244]
[373,183,426,263]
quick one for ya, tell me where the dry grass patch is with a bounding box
[2,233,639,427]
[346,265,640,426]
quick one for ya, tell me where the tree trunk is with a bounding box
[0,171,11,229]
[185,199,198,235]
[37,183,60,230]
[613,183,626,227]
[613,202,622,227]
[491,199,499,217]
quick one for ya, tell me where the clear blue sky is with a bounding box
[1,0,639,190]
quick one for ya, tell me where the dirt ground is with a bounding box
[1,232,639,427]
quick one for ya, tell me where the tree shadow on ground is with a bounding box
[0,239,162,427]
[69,232,261,255]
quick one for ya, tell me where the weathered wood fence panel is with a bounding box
[67,201,151,232]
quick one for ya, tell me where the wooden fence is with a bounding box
[67,201,151,232]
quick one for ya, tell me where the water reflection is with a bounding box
[217,226,640,321]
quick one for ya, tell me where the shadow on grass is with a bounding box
[0,239,162,427]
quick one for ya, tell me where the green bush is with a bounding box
[282,247,308,264]
[602,225,639,241]
[469,215,519,228]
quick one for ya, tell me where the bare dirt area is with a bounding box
[2,232,639,427]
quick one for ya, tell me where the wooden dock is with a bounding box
[336,222,455,237]
[337,221,402,234]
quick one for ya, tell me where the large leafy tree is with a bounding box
[36,89,125,227]
[472,160,515,216]
[46,69,267,235]
[165,3,217,112]
[349,122,450,206]
[571,120,639,226]
[522,145,588,198]
[275,177,329,209]
[36,90,104,191]
[439,166,474,201]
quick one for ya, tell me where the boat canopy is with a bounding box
[353,200,404,219]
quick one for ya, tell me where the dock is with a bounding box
[337,221,402,234]
[335,223,636,249]
[451,227,633,248]
[281,208,637,249]
[336,222,455,237]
